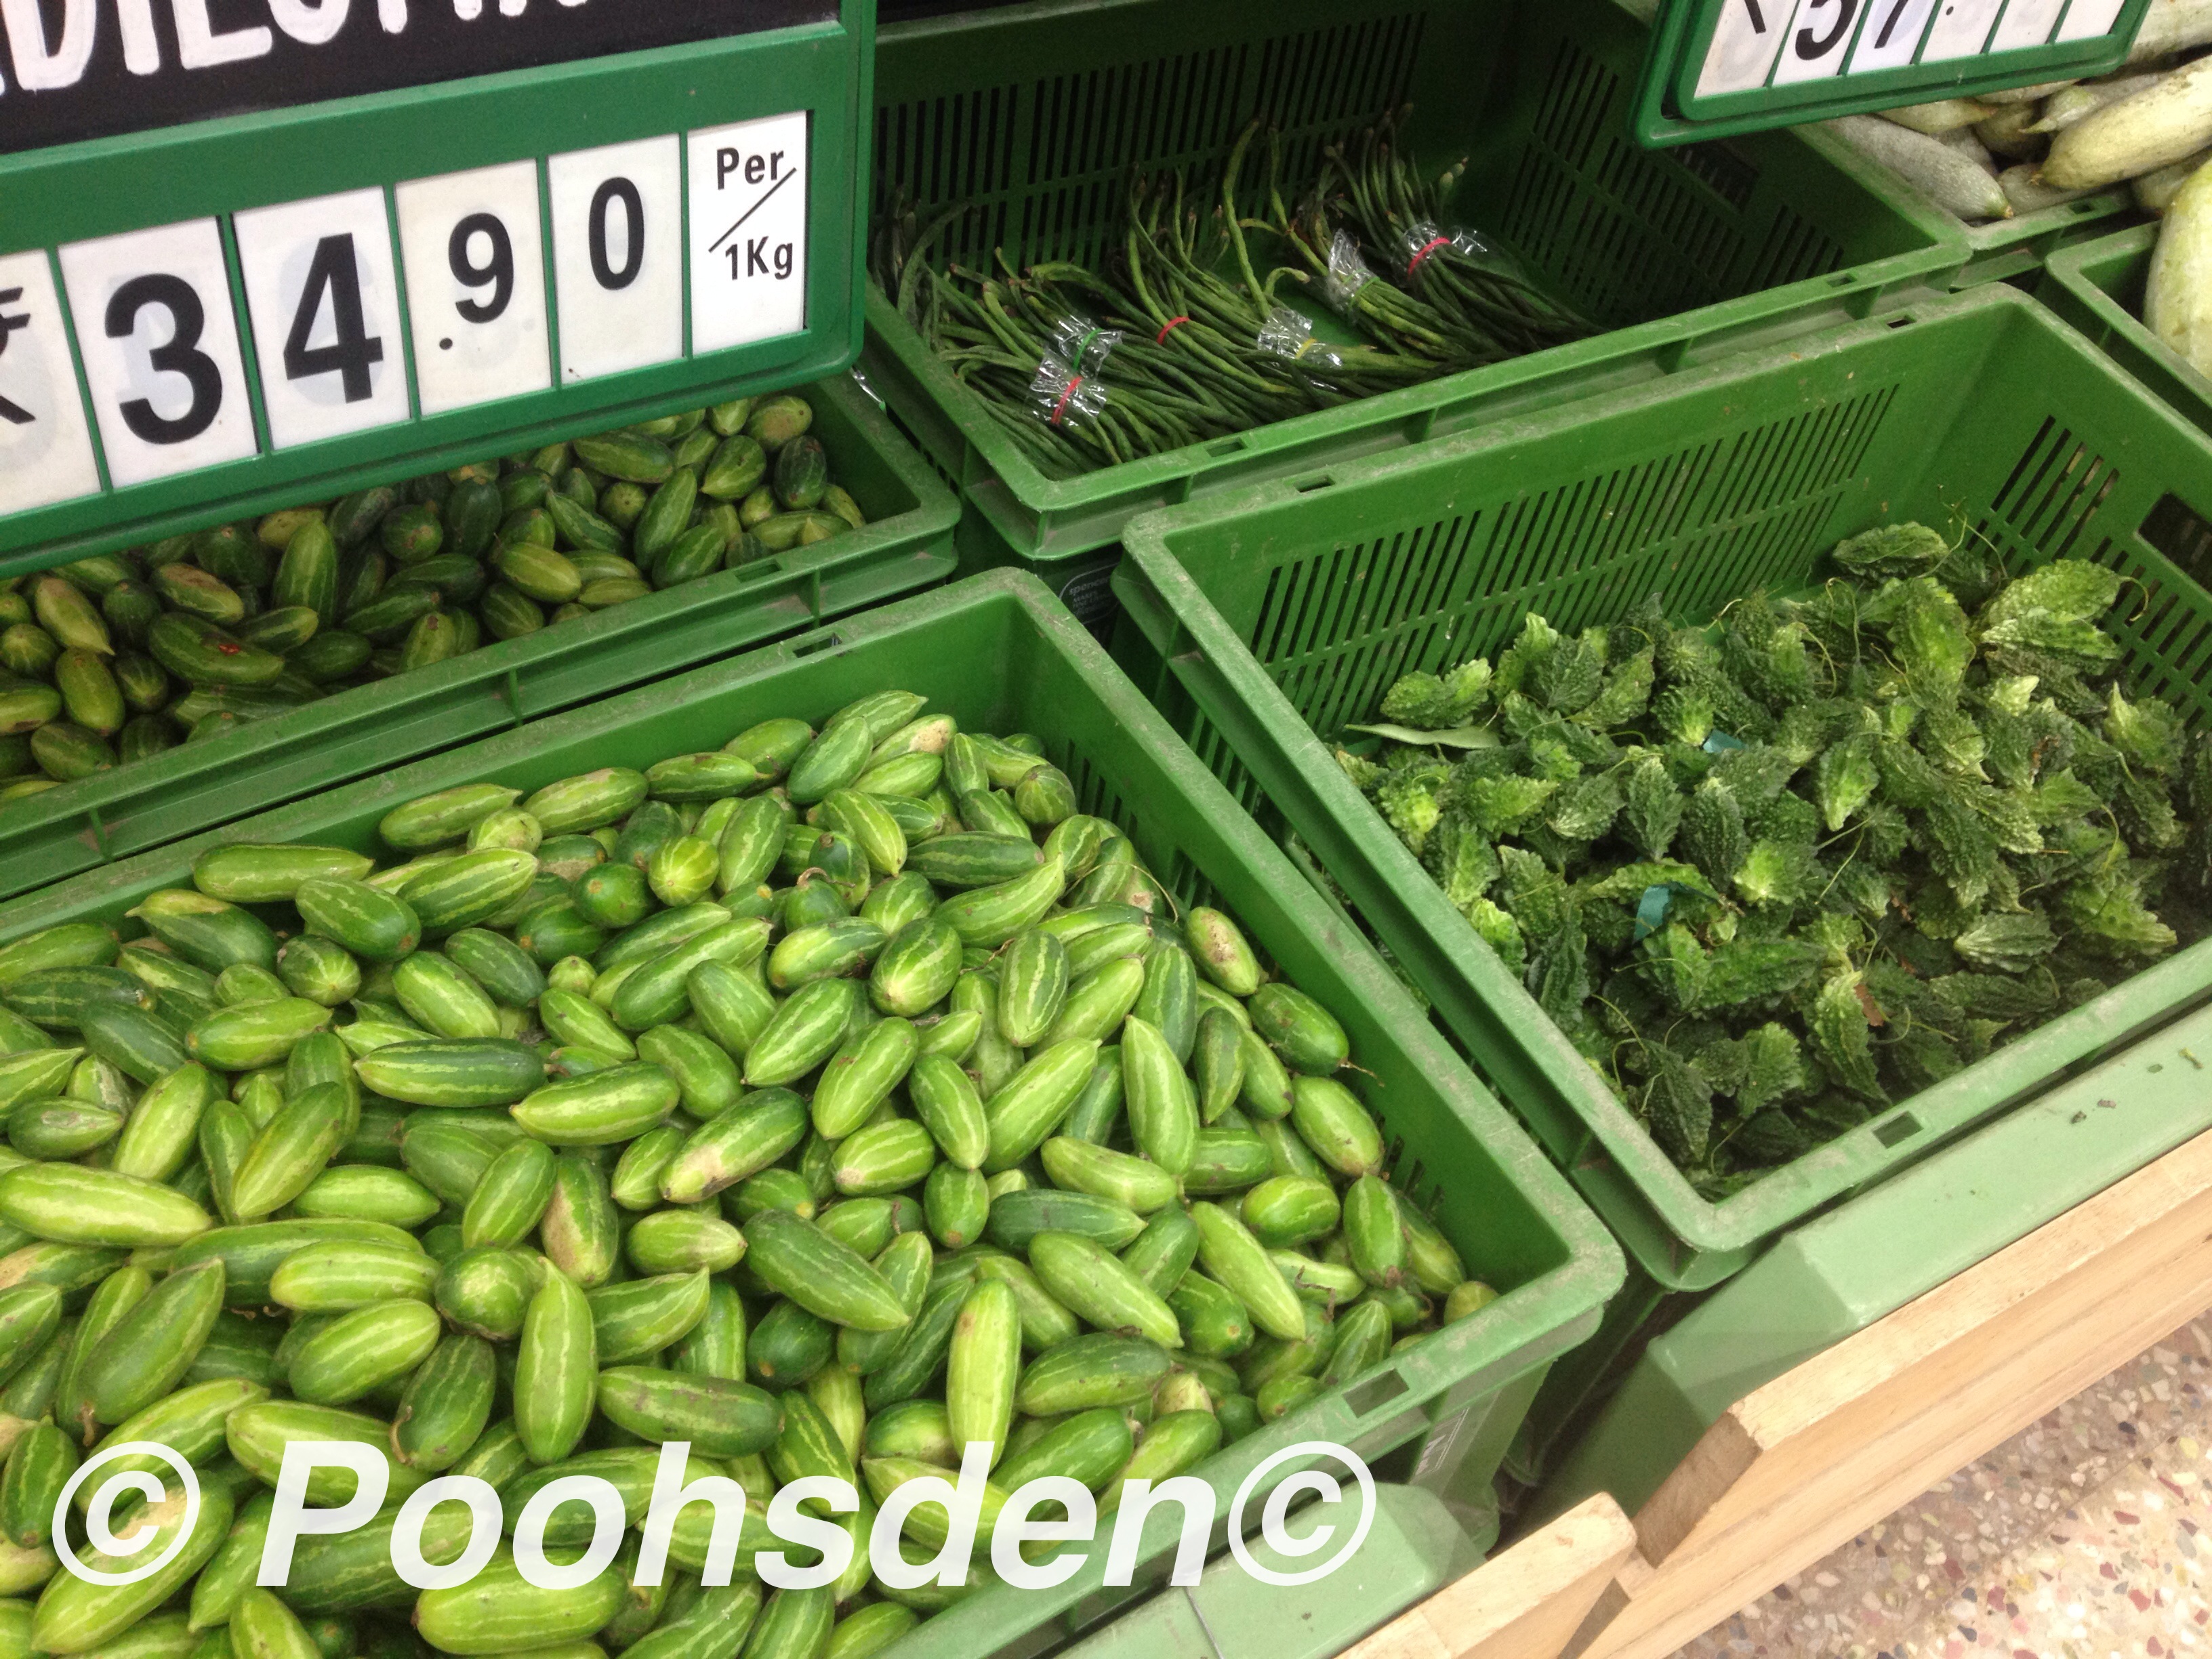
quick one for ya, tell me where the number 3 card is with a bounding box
[58,219,257,488]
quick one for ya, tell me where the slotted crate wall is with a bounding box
[2036,224,2212,466]
[859,0,1964,600]
[1113,283,2212,1291]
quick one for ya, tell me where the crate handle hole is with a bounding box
[1829,272,1858,289]
[791,632,844,659]
[1294,476,1335,494]
[1871,1111,1923,1148]
[1886,316,1914,329]
[1345,1369,1409,1415]
[1208,438,1248,457]
[737,558,785,585]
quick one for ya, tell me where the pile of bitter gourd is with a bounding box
[1343,526,2211,1192]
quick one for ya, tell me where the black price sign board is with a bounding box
[0,0,834,152]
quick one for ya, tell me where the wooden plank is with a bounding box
[1568,1126,2212,1659]
[1342,1494,1637,1659]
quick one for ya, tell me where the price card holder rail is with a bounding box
[0,3,871,576]
[1634,0,2155,147]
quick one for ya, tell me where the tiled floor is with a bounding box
[1678,1314,2212,1658]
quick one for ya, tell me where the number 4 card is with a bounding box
[234,188,411,451]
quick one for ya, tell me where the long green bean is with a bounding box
[869,112,1594,476]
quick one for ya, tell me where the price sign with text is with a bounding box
[0,0,869,574]
[1633,0,2152,145]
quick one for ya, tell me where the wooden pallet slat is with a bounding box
[1340,1494,1638,1659]
[1565,1124,2212,1659]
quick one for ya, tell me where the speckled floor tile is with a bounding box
[1673,1315,2212,1658]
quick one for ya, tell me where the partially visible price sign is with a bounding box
[0,0,867,575]
[1633,0,2152,145]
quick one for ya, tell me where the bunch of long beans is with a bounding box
[872,116,1593,476]
[1322,119,1592,360]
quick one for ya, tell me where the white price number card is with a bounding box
[234,188,411,450]
[549,136,684,384]
[1696,0,1791,98]
[1850,0,1940,70]
[395,161,552,417]
[1990,0,2066,49]
[2058,0,2129,39]
[1771,0,1866,84]
[0,251,103,517]
[688,112,809,354]
[60,219,258,489]
[1919,0,2005,60]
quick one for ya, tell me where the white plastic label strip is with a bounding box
[1772,0,1868,85]
[2057,0,2129,39]
[1990,0,2067,49]
[1849,0,1940,69]
[1919,0,2007,61]
[395,161,555,418]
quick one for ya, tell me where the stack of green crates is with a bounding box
[1109,281,2212,1481]
[861,0,1969,623]
[0,375,960,905]
[0,572,1623,1659]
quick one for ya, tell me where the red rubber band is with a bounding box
[1406,235,1450,275]
[1049,375,1084,427]
[1155,314,1193,344]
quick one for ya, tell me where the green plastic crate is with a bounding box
[0,571,1623,1659]
[1942,190,2143,287]
[1111,281,2212,1292]
[1054,1483,1487,1659]
[859,0,1967,621]
[2036,223,2212,442]
[1526,988,2212,1526]
[0,373,958,905]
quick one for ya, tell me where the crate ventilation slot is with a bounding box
[1236,383,1896,750]
[2119,495,2212,718]
[1675,141,1757,211]
[873,12,1423,275]
[1986,417,2118,565]
[2139,493,2212,594]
